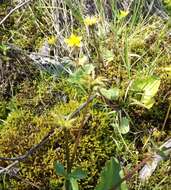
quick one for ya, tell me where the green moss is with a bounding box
[0,69,170,189]
[0,5,171,189]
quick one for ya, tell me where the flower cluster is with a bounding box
[64,16,99,48]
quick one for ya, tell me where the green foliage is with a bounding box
[130,76,161,109]
[0,44,9,55]
[55,161,87,190]
[64,0,83,23]
[119,117,130,135]
[68,168,87,190]
[164,0,171,14]
[55,162,67,177]
[95,157,128,190]
[1,1,171,190]
[68,64,95,91]
[69,168,87,180]
[70,178,79,190]
[99,87,120,101]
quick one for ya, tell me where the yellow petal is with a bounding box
[84,16,99,26]
[119,10,129,19]
[48,36,57,45]
[64,34,82,47]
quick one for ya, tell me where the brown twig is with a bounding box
[64,128,71,190]
[64,128,71,173]
[70,93,93,168]
[111,156,152,190]
[0,0,33,25]
[0,93,95,190]
[0,160,19,174]
[162,103,171,131]
[0,94,96,162]
[0,128,55,188]
[0,161,40,189]
[68,94,96,120]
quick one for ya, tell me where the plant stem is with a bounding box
[162,103,171,131]
[70,93,92,169]
[65,179,70,190]
[111,156,151,190]
[64,128,71,190]
[64,128,71,173]
[90,27,103,67]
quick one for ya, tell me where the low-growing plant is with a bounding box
[0,0,171,190]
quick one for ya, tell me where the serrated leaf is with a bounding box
[120,117,130,134]
[70,178,79,190]
[100,87,120,100]
[95,157,128,190]
[69,168,87,179]
[55,162,67,177]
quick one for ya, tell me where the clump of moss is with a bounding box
[0,75,84,189]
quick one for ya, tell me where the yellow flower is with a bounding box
[152,130,161,138]
[119,10,129,19]
[64,34,82,47]
[84,16,99,26]
[48,36,57,45]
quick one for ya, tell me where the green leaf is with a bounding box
[130,98,154,109]
[131,76,161,109]
[140,97,155,109]
[141,77,160,109]
[95,157,128,190]
[102,49,114,63]
[0,44,9,55]
[55,162,67,177]
[119,117,130,134]
[70,178,79,190]
[100,87,120,100]
[143,77,161,97]
[68,64,95,87]
[70,168,87,180]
